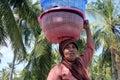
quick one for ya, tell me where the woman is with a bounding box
[47,20,95,80]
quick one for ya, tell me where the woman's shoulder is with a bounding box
[47,63,63,80]
[50,63,63,72]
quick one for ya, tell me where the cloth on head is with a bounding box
[59,39,78,57]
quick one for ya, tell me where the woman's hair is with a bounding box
[59,39,89,80]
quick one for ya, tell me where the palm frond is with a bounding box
[0,21,7,46]
[0,1,7,46]
[99,48,111,68]
[0,0,27,59]
[8,0,42,37]
[22,33,52,80]
[76,38,86,54]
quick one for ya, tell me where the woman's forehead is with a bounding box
[65,42,76,46]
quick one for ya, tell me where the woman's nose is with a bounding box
[69,47,74,50]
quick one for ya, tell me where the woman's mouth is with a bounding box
[70,53,75,56]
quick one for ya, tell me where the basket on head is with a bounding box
[38,7,85,43]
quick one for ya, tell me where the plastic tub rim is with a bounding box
[38,7,85,24]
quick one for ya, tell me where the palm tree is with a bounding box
[86,0,120,79]
[0,0,54,80]
[0,0,43,80]
[0,0,27,79]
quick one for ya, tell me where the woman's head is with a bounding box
[59,39,78,61]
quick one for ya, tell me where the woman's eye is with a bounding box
[65,45,76,49]
[65,46,70,49]
[72,45,76,48]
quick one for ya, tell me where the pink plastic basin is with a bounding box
[38,7,85,43]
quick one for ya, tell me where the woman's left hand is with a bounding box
[83,20,89,30]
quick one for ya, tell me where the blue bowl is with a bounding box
[41,0,87,13]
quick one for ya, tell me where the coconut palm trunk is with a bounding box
[117,63,120,80]
[9,51,16,80]
[115,52,120,80]
[9,51,17,80]
[111,49,117,80]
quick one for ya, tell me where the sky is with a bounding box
[0,41,14,70]
[0,0,99,72]
[0,40,27,71]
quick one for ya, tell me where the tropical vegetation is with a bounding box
[0,0,120,80]
[87,0,120,79]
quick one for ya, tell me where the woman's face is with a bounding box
[63,43,78,61]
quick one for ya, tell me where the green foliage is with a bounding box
[76,38,86,55]
[0,0,42,80]
[0,0,120,80]
[0,68,10,80]
[87,0,120,79]
[20,33,53,80]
